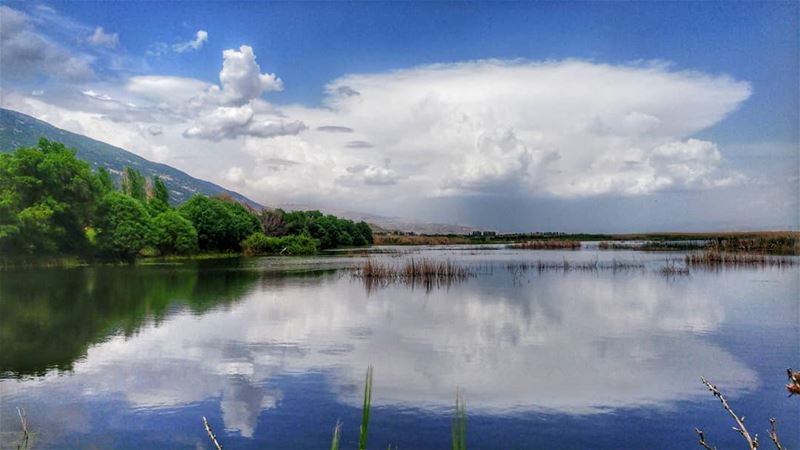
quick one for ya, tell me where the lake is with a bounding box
[1,246,797,449]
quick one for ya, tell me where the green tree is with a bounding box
[151,210,198,255]
[120,167,147,202]
[178,195,260,252]
[96,167,116,193]
[148,176,170,214]
[95,192,152,259]
[0,138,101,255]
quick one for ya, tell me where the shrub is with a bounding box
[151,210,198,255]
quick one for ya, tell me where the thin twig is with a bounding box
[768,418,784,450]
[700,377,759,450]
[695,428,716,450]
[202,416,223,450]
[16,406,29,450]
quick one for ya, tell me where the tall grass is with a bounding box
[707,235,799,255]
[359,365,374,450]
[685,251,797,268]
[510,240,581,250]
[452,389,467,450]
[330,420,342,450]
[506,259,644,274]
[353,258,473,291]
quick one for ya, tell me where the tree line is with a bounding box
[0,138,373,260]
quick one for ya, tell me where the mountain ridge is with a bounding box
[0,108,263,208]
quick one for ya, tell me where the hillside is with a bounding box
[0,108,262,208]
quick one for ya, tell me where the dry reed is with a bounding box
[685,251,797,268]
[510,240,581,250]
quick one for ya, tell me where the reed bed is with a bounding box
[659,261,690,276]
[707,236,799,255]
[353,258,474,291]
[685,251,797,268]
[598,241,705,251]
[507,258,644,274]
[510,240,582,250]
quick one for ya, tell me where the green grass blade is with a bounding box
[452,389,467,450]
[330,420,342,450]
[359,365,374,450]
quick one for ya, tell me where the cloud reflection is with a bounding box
[1,267,761,438]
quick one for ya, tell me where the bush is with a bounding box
[151,211,198,255]
[95,192,152,259]
[241,232,319,255]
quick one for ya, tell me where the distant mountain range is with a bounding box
[0,108,262,208]
[0,108,477,234]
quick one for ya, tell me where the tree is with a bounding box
[0,138,101,255]
[178,195,260,252]
[151,210,198,255]
[356,221,373,245]
[120,167,147,202]
[96,167,116,193]
[148,176,170,214]
[95,192,152,259]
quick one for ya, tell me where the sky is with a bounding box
[0,1,797,232]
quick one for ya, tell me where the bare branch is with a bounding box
[202,416,223,450]
[767,418,784,450]
[700,377,759,450]
[695,428,717,450]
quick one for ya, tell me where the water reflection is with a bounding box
[3,251,787,447]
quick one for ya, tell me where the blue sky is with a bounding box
[1,1,797,231]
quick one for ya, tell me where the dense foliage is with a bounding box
[281,210,373,249]
[0,139,372,261]
[177,195,260,252]
[151,210,198,255]
[240,232,319,255]
[0,139,102,255]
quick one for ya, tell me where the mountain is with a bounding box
[0,108,262,208]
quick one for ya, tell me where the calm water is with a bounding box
[1,246,798,449]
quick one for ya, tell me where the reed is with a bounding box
[506,258,643,274]
[330,420,342,450]
[359,365,374,450]
[510,240,581,250]
[452,389,467,450]
[659,261,690,276]
[354,258,473,290]
[708,235,799,255]
[685,251,796,268]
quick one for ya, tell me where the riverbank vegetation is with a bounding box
[0,139,372,265]
[511,240,582,250]
[685,251,796,268]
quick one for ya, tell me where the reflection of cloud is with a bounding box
[0,264,761,436]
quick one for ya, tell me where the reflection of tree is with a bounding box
[0,261,260,377]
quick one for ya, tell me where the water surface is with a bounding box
[1,247,797,449]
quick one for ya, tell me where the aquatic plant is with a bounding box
[359,365,374,450]
[353,258,473,291]
[510,240,582,250]
[452,389,467,450]
[685,251,796,268]
[506,258,644,274]
[659,260,690,276]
